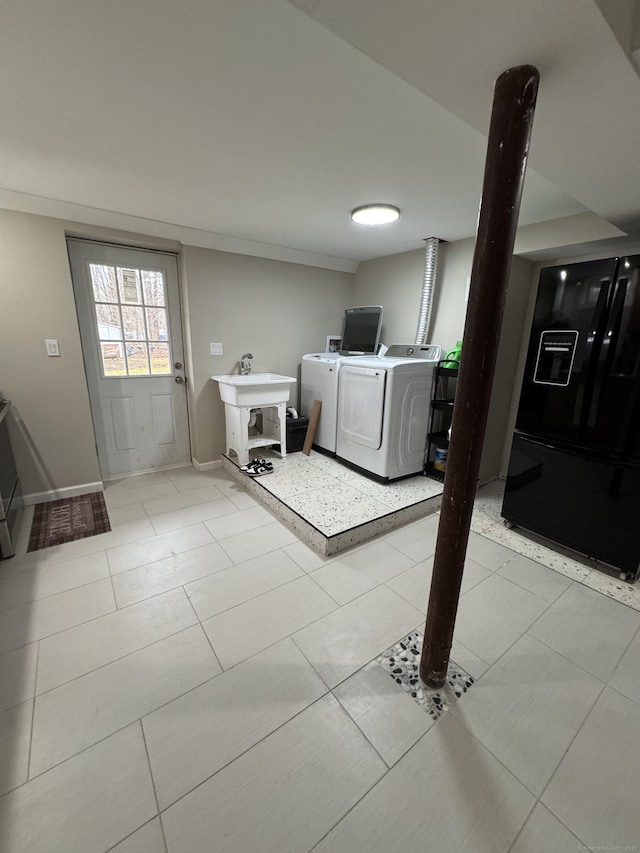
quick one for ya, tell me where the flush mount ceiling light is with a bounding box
[351,204,401,225]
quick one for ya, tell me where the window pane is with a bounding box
[145,307,168,342]
[117,268,142,304]
[90,264,118,303]
[101,342,126,376]
[150,343,171,375]
[96,304,122,340]
[141,270,166,306]
[121,306,146,340]
[126,343,150,375]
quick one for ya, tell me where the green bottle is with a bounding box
[443,340,462,369]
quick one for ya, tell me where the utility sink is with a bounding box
[212,373,296,407]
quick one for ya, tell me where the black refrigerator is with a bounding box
[502,254,640,581]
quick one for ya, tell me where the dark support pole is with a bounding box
[420,65,540,688]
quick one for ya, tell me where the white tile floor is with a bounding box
[1,464,640,851]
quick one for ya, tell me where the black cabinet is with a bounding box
[503,433,640,580]
[425,361,458,480]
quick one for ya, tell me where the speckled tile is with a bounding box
[325,497,441,556]
[305,455,365,481]
[377,630,474,720]
[346,475,442,510]
[221,455,329,553]
[286,482,392,536]
[222,453,443,556]
[260,466,338,499]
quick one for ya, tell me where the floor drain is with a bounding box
[377,630,474,719]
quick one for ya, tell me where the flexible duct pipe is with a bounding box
[415,237,440,345]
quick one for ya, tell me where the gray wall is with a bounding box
[353,240,535,482]
[0,205,541,497]
[350,249,426,346]
[0,211,101,496]
[482,254,536,481]
[0,209,352,496]
[182,246,352,463]
[352,238,478,356]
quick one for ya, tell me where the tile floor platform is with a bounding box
[1,463,640,851]
[222,449,443,555]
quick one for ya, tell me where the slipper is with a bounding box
[244,460,273,477]
[240,458,269,472]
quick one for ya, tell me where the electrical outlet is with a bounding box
[210,342,223,356]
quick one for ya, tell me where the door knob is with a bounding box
[175,376,184,384]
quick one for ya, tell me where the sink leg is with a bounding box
[223,404,251,466]
[278,403,287,459]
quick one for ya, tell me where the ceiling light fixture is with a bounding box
[351,204,400,225]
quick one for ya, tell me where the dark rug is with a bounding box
[27,492,111,552]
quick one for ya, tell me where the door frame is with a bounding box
[67,237,192,481]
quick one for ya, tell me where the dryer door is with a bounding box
[338,366,386,449]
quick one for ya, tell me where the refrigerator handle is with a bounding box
[572,281,611,426]
[515,432,584,455]
[586,278,627,428]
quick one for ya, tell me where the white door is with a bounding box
[337,366,386,449]
[68,239,190,480]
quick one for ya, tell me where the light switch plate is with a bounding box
[210,342,223,356]
[45,339,60,357]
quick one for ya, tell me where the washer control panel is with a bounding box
[386,343,442,361]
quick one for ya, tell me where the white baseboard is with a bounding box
[21,481,105,507]
[192,458,223,472]
[101,462,193,482]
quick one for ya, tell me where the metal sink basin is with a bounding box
[212,373,296,407]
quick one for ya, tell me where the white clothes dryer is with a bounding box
[336,344,441,481]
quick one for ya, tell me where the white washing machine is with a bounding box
[336,344,442,481]
[301,352,353,454]
[301,306,384,454]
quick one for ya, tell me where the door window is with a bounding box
[89,264,171,377]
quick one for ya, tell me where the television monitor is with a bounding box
[340,306,383,354]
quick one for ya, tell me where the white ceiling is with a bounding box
[1,0,639,267]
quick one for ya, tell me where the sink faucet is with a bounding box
[240,352,254,375]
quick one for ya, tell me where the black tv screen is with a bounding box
[341,306,383,353]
